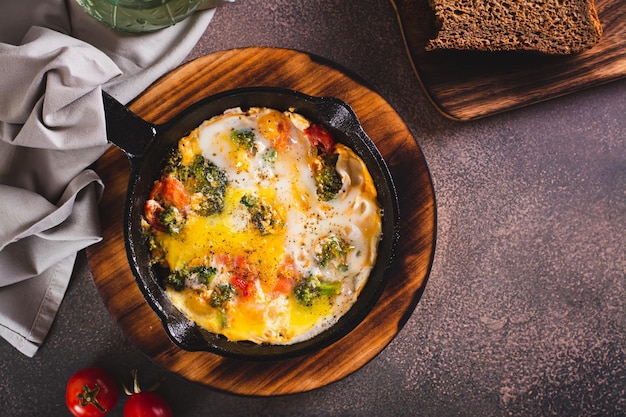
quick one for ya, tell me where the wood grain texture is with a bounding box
[392,0,626,120]
[86,47,436,396]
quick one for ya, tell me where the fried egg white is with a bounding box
[148,107,382,345]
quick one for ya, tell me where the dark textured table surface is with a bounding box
[1,1,625,416]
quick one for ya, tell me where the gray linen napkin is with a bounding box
[0,0,216,357]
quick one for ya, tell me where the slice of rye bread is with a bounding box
[426,0,603,54]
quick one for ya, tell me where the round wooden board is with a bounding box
[86,47,436,396]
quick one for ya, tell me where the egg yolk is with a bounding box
[158,187,286,286]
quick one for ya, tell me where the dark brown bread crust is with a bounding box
[426,0,603,54]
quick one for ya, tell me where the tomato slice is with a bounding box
[272,259,297,295]
[305,124,335,154]
[231,275,256,298]
[149,174,190,213]
[144,199,165,232]
[273,275,296,295]
[258,110,291,150]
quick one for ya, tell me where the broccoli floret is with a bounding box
[167,265,217,291]
[210,283,235,308]
[239,194,257,208]
[190,265,217,286]
[230,129,258,155]
[315,235,354,270]
[186,155,228,216]
[146,234,165,265]
[313,153,342,201]
[163,152,228,216]
[191,155,228,215]
[159,206,185,234]
[293,274,342,307]
[240,194,283,235]
[166,268,187,291]
[163,151,185,179]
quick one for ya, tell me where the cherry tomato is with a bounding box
[66,367,118,417]
[124,391,173,417]
[123,370,173,417]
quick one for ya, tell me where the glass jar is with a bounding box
[75,0,231,33]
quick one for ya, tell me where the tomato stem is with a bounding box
[77,384,107,412]
[123,369,162,396]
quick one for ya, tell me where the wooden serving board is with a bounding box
[391,0,626,120]
[86,47,436,396]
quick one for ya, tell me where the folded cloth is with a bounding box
[0,0,216,357]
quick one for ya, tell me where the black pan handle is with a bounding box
[102,91,157,159]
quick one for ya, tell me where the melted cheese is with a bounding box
[148,107,382,345]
